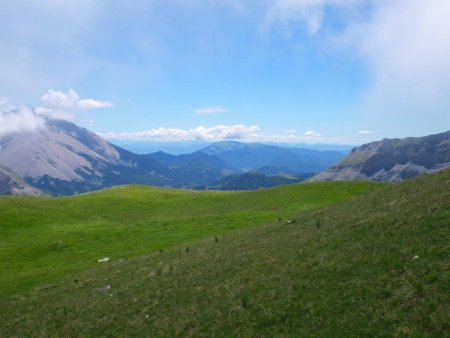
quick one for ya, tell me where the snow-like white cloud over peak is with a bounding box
[0,98,45,136]
[194,106,228,115]
[41,89,113,110]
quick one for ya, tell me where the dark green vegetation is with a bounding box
[1,170,449,337]
[206,171,313,190]
[0,181,377,297]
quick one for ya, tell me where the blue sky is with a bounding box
[0,0,449,144]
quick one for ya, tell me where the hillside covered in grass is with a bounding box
[0,180,378,297]
[1,170,448,336]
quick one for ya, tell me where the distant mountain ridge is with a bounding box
[196,141,346,174]
[311,131,450,182]
[0,117,346,195]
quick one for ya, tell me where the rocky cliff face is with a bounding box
[0,165,43,196]
[311,131,450,182]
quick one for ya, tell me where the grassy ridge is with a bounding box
[0,169,448,336]
[0,181,379,297]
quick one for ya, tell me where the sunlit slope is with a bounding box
[0,181,379,296]
[1,170,448,337]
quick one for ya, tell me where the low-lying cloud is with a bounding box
[99,125,344,143]
[0,97,45,136]
[100,125,261,142]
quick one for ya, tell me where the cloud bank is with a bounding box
[98,125,338,143]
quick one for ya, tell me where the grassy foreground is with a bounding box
[0,170,449,336]
[0,181,378,297]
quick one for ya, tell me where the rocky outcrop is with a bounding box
[0,165,44,196]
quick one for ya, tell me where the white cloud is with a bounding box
[0,102,45,136]
[41,89,113,110]
[357,130,375,135]
[304,130,321,137]
[41,89,80,108]
[194,106,228,115]
[100,124,261,142]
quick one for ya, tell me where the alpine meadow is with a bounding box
[1,0,450,337]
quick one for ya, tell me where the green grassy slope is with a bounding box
[0,181,379,297]
[1,170,448,337]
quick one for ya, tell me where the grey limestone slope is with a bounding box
[0,118,121,181]
[311,130,450,182]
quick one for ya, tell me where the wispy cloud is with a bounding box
[356,0,450,116]
[41,89,113,110]
[263,0,450,120]
[194,106,228,115]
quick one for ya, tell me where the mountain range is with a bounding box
[1,115,448,195]
[0,117,346,195]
